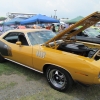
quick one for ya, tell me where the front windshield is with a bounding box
[84,28,100,37]
[27,30,56,45]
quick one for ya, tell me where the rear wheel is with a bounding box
[46,66,73,92]
[0,54,5,63]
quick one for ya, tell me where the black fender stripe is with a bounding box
[0,40,12,56]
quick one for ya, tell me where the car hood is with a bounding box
[44,11,100,46]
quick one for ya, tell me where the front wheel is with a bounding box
[46,66,73,92]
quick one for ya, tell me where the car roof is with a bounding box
[6,29,49,33]
[0,29,50,38]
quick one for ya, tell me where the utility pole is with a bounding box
[54,10,57,19]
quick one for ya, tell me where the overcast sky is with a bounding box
[0,0,100,19]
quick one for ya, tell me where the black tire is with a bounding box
[46,66,73,92]
[0,54,5,63]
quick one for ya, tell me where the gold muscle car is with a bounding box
[0,11,100,92]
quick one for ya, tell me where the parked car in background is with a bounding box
[73,27,100,43]
[91,26,100,33]
[95,22,100,27]
[59,27,100,44]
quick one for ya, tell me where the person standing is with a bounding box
[50,24,56,32]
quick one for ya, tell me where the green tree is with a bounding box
[0,17,7,21]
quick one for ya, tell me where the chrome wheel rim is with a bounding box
[48,69,67,88]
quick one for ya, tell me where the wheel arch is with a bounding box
[43,63,73,80]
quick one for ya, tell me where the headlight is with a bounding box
[98,72,100,79]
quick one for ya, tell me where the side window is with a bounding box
[18,34,29,46]
[3,32,19,43]
[3,32,29,45]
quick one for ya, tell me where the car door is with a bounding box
[3,32,33,67]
